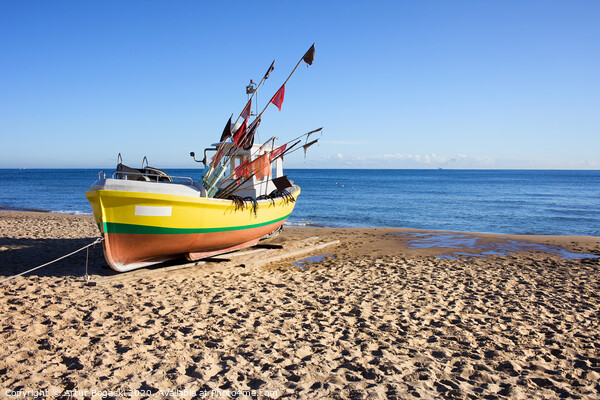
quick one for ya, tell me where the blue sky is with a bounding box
[1,1,599,169]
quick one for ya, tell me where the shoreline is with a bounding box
[1,211,599,398]
[0,207,94,216]
[0,211,599,275]
[2,209,600,240]
[0,206,52,213]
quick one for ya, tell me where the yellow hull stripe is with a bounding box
[85,186,299,232]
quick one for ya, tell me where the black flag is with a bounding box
[272,176,293,191]
[219,116,232,142]
[303,138,319,158]
[264,60,275,80]
[242,117,261,150]
[303,44,315,65]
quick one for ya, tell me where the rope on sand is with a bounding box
[0,237,103,284]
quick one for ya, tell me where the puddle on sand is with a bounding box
[392,232,599,260]
[293,254,335,270]
[436,254,460,260]
[403,233,480,249]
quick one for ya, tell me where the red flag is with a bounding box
[271,85,285,111]
[240,99,252,121]
[234,158,251,179]
[232,119,247,146]
[249,153,272,180]
[270,143,287,161]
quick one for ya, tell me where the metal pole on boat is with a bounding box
[232,60,275,128]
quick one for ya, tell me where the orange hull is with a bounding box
[102,219,284,270]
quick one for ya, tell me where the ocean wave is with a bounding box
[49,210,93,216]
[284,220,327,228]
[284,221,310,227]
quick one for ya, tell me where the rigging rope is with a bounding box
[0,237,103,284]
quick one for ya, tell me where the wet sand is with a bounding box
[1,211,600,399]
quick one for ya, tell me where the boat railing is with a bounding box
[111,171,194,184]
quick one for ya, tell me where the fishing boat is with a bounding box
[86,44,318,272]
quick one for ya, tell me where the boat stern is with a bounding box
[85,184,106,236]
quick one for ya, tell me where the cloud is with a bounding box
[321,153,345,161]
[298,151,599,169]
[322,140,370,145]
[382,152,468,166]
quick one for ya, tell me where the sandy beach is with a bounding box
[1,211,599,399]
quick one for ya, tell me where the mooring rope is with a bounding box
[0,237,103,284]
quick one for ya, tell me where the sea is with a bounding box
[1,169,599,237]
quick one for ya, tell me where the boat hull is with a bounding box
[86,181,299,272]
